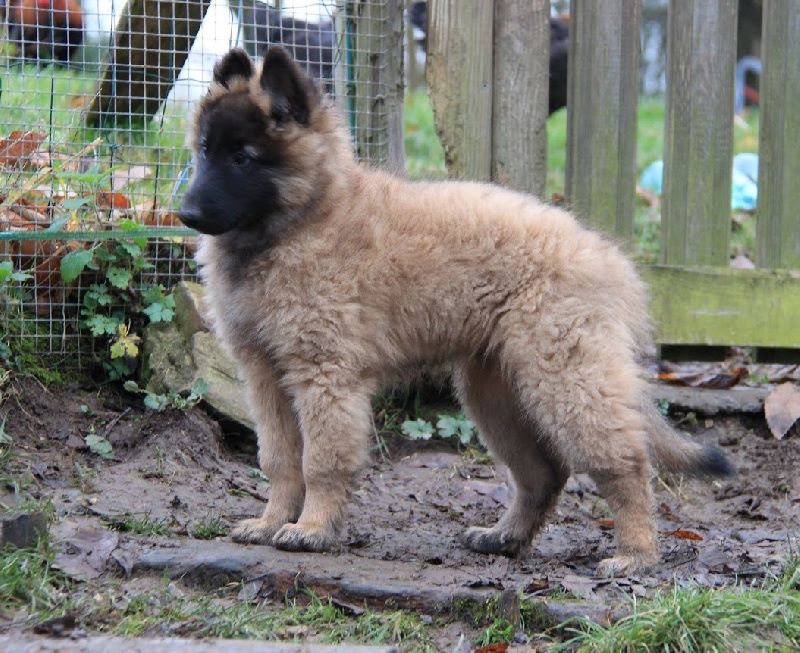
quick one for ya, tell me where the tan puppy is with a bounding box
[179,47,732,576]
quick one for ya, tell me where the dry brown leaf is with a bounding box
[664,528,704,541]
[764,382,800,440]
[96,192,131,210]
[473,645,508,653]
[597,518,615,529]
[657,367,747,389]
[0,130,47,167]
[132,200,183,227]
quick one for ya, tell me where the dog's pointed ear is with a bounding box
[213,49,254,88]
[260,46,320,126]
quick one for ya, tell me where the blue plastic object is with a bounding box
[638,154,759,210]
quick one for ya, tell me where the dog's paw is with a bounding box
[272,522,337,552]
[230,517,284,545]
[463,526,527,557]
[596,554,655,578]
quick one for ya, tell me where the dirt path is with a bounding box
[2,378,798,640]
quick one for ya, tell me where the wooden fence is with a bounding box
[424,0,800,360]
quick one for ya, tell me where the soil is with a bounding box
[1,376,799,648]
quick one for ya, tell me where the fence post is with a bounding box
[565,0,640,241]
[662,0,736,266]
[348,0,405,170]
[492,0,549,197]
[752,1,800,362]
[427,0,494,180]
[757,2,800,270]
[658,0,736,359]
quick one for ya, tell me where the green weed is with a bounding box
[190,516,227,540]
[0,539,70,615]
[106,514,168,537]
[555,559,800,653]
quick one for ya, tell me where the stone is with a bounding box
[141,280,253,429]
[0,512,48,549]
[191,332,253,429]
[173,280,211,341]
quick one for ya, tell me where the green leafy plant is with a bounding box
[190,516,227,540]
[123,378,209,412]
[57,223,177,380]
[84,429,113,459]
[402,412,477,446]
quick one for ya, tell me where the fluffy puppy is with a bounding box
[179,47,732,577]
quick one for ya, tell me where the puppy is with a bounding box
[179,46,732,576]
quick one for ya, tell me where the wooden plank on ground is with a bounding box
[643,265,800,348]
[426,0,493,180]
[492,0,549,197]
[661,0,737,265]
[565,0,640,242]
[756,2,800,269]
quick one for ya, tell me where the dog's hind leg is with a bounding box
[454,357,569,557]
[271,379,373,552]
[506,342,659,576]
[230,357,306,545]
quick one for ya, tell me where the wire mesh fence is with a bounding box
[0,0,402,370]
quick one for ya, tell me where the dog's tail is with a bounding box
[645,402,734,478]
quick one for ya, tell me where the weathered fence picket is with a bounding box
[756,1,800,270]
[566,0,640,241]
[661,0,737,267]
[426,0,548,196]
[425,0,800,357]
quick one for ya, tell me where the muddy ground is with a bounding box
[1,376,799,648]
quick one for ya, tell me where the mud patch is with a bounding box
[2,378,799,639]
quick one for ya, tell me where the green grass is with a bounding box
[106,514,169,537]
[190,516,228,540]
[108,587,436,651]
[555,559,800,652]
[0,539,70,615]
[404,91,447,180]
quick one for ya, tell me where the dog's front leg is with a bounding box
[230,357,305,545]
[271,381,372,552]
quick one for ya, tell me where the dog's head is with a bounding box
[179,47,344,236]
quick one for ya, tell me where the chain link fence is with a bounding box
[0,0,402,370]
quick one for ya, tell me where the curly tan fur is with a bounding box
[182,47,731,576]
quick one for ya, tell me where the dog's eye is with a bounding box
[232,150,249,166]
[199,138,209,158]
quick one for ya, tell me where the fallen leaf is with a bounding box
[597,518,614,529]
[464,480,510,507]
[52,521,119,580]
[560,573,598,600]
[97,192,131,209]
[0,130,47,167]
[764,382,800,440]
[473,644,508,653]
[664,528,704,541]
[657,366,747,389]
